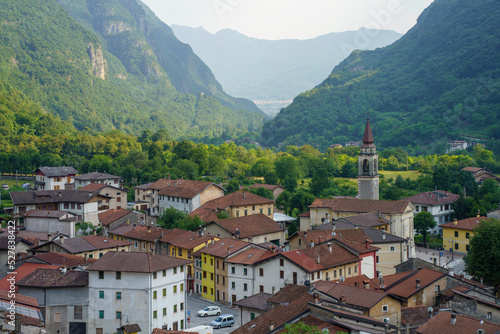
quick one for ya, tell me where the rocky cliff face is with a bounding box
[87,43,108,80]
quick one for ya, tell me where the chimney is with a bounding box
[380,277,384,287]
[363,280,370,289]
[313,293,319,304]
[60,266,67,274]
[378,210,381,220]
[115,246,119,253]
[60,237,64,244]
[327,242,332,253]
[58,191,62,197]
[269,321,274,331]
[148,226,151,233]
[133,223,137,230]
[382,231,386,240]
[84,254,87,261]
[243,191,246,199]
[354,282,359,287]
[316,254,320,264]
[365,239,370,249]
[340,295,346,304]
[332,223,336,231]
[227,247,231,255]
[93,229,96,236]
[477,210,481,217]
[416,279,421,289]
[304,232,307,239]
[310,241,315,248]
[318,236,322,244]
[453,219,458,226]
[248,236,253,243]
[450,313,456,325]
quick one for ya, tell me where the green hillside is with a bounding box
[261,0,500,150]
[0,0,265,139]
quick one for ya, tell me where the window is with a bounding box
[204,256,207,264]
[244,283,248,291]
[181,265,184,272]
[243,268,248,276]
[455,243,459,250]
[54,312,61,322]
[153,291,157,299]
[173,304,178,313]
[231,267,235,274]
[134,241,138,248]
[99,252,103,258]
[434,285,440,293]
[455,231,459,237]
[334,270,337,278]
[163,269,166,277]
[280,270,284,279]
[163,308,167,316]
[203,271,207,279]
[376,256,379,263]
[99,310,104,319]
[487,312,492,320]
[142,242,146,249]
[260,208,263,214]
[259,268,264,277]
[116,272,121,280]
[354,266,357,273]
[98,271,104,279]
[466,245,470,251]
[216,260,219,269]
[74,306,82,320]
[339,269,342,277]
[89,254,93,259]
[268,208,271,215]
[466,232,470,239]
[116,292,122,300]
[116,311,122,320]
[260,285,264,292]
[99,291,104,299]
[210,259,213,266]
[251,313,255,320]
[173,285,177,293]
[280,259,284,266]
[382,305,388,312]
[174,267,177,274]
[188,251,192,259]
[180,283,184,292]
[153,272,157,279]
[348,267,351,275]
[96,329,103,334]
[390,246,395,251]
[178,248,183,256]
[210,273,214,281]
[232,282,235,289]
[244,210,248,216]
[180,303,184,311]
[153,310,157,319]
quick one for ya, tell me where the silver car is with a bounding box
[197,306,221,317]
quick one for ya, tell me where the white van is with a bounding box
[210,314,235,329]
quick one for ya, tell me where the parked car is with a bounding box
[197,306,221,317]
[1,184,8,190]
[210,314,235,329]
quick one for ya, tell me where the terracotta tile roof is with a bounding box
[267,285,309,305]
[199,191,274,211]
[148,178,174,190]
[441,216,488,231]
[189,206,219,222]
[157,179,223,199]
[314,281,388,309]
[462,167,487,173]
[382,268,445,299]
[32,252,97,266]
[74,172,121,180]
[401,305,431,326]
[121,324,142,333]
[312,220,355,230]
[234,292,272,311]
[248,184,284,191]
[98,209,134,226]
[330,274,380,290]
[231,291,314,334]
[226,248,278,265]
[16,268,88,288]
[10,190,104,205]
[292,229,377,254]
[281,249,323,272]
[23,209,71,219]
[198,237,251,258]
[35,166,78,177]
[0,235,33,249]
[298,210,310,217]
[79,183,108,191]
[441,284,470,297]
[283,243,360,272]
[0,263,60,292]
[401,190,459,206]
[1,312,44,327]
[415,311,500,334]
[0,289,39,308]
[135,182,153,190]
[87,251,192,273]
[452,274,488,288]
[41,235,131,253]
[110,224,169,242]
[309,198,411,214]
[208,214,283,238]
[311,303,391,327]
[158,228,213,249]
[275,315,349,334]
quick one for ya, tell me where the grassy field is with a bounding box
[379,170,422,180]
[0,178,34,188]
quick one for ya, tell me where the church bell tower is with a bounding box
[358,117,379,200]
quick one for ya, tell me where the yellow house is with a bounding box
[441,216,488,253]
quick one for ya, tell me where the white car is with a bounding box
[197,306,221,317]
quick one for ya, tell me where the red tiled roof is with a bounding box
[16,268,88,288]
[189,206,219,222]
[98,209,134,226]
[199,191,274,210]
[10,190,104,205]
[226,248,278,265]
[383,268,445,299]
[282,243,359,272]
[32,252,97,266]
[267,285,309,305]
[314,281,388,309]
[401,305,431,326]
[157,179,223,199]
[0,290,39,308]
[298,210,310,217]
[401,190,459,206]
[309,198,411,214]
[415,311,500,334]
[0,263,60,292]
[209,214,283,238]
[110,224,169,242]
[87,252,192,273]
[79,183,107,191]
[158,228,213,250]
[441,216,488,231]
[248,184,284,191]
[292,229,378,254]
[330,274,380,290]
[23,209,71,218]
[198,238,251,258]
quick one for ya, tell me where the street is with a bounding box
[185,294,240,333]
[415,246,468,276]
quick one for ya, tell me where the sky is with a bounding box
[141,0,435,40]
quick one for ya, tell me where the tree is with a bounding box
[246,187,274,200]
[157,207,186,229]
[287,221,298,237]
[464,218,500,288]
[414,211,436,247]
[225,179,240,194]
[310,168,332,196]
[282,322,323,334]
[451,196,477,220]
[276,190,291,215]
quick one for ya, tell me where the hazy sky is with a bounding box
[141,0,434,40]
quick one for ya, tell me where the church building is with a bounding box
[358,117,379,200]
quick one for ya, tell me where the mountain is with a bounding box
[260,0,500,149]
[0,0,265,139]
[171,25,402,114]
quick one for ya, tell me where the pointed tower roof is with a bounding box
[362,117,375,147]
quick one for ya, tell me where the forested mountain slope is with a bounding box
[261,0,500,149]
[0,0,265,139]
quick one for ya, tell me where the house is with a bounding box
[134,182,153,209]
[376,268,447,307]
[108,224,168,253]
[0,290,44,332]
[401,190,459,233]
[30,235,132,259]
[98,208,144,233]
[415,311,500,334]
[34,166,78,190]
[247,184,285,199]
[234,292,272,327]
[10,190,110,225]
[0,235,33,264]
[203,214,285,245]
[446,140,470,153]
[86,251,192,333]
[74,171,123,189]
[80,183,127,210]
[362,228,408,276]
[441,216,488,253]
[148,178,225,217]
[462,166,500,184]
[400,305,431,334]
[305,197,415,258]
[23,209,77,237]
[25,251,97,269]
[313,280,403,325]
[0,262,60,292]
[16,267,89,334]
[190,191,274,222]
[193,238,255,304]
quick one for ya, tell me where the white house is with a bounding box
[34,166,78,190]
[74,172,123,189]
[23,209,77,237]
[87,252,192,333]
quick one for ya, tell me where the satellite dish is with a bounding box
[339,276,345,282]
